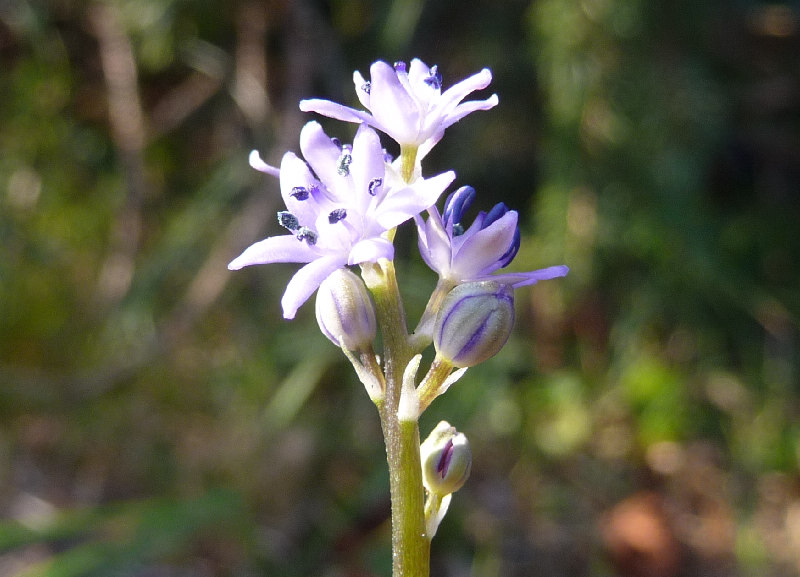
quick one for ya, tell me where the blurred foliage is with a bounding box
[1,0,799,576]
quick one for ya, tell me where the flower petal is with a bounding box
[299,121,345,199]
[281,255,346,319]
[350,124,385,213]
[415,211,452,274]
[435,68,494,116]
[249,150,280,177]
[451,211,519,279]
[299,99,375,125]
[375,170,455,230]
[439,94,499,131]
[228,235,319,270]
[348,236,394,264]
[279,152,326,225]
[489,265,570,288]
[369,60,421,143]
[353,70,371,108]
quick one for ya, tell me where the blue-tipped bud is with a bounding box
[433,281,515,368]
[420,421,472,496]
[315,268,377,351]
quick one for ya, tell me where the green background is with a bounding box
[1,0,799,575]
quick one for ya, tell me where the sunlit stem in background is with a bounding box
[361,259,429,577]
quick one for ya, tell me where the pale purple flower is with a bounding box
[229,121,455,319]
[299,59,499,159]
[415,186,569,287]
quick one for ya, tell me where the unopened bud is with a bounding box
[433,280,514,367]
[315,268,377,351]
[420,421,472,496]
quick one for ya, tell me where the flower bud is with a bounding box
[433,280,514,367]
[420,421,472,496]
[315,268,377,351]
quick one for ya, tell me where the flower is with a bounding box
[415,186,569,288]
[420,421,472,496]
[228,121,455,319]
[433,281,515,368]
[315,268,377,351]
[299,59,498,160]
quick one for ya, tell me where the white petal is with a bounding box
[228,235,319,270]
[299,99,375,125]
[249,150,280,177]
[369,60,421,144]
[451,211,518,279]
[375,171,455,230]
[280,255,346,319]
[348,237,394,265]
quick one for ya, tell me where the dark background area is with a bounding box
[1,0,799,575]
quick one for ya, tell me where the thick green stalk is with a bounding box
[362,260,429,577]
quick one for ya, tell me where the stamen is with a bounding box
[452,223,465,237]
[361,81,371,94]
[328,208,347,224]
[277,211,300,231]
[483,202,510,228]
[337,152,352,176]
[424,65,442,90]
[393,61,407,73]
[295,227,318,245]
[331,137,342,149]
[290,186,309,200]
[443,186,476,228]
[367,178,383,196]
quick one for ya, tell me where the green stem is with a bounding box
[362,260,429,577]
[411,278,456,351]
[417,354,455,413]
[400,146,418,184]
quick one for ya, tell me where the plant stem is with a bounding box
[362,260,429,577]
[400,146,418,184]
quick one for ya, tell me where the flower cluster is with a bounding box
[228,58,568,555]
[229,120,454,319]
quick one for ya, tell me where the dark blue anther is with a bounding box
[337,152,352,176]
[424,65,442,90]
[361,81,371,94]
[331,137,342,149]
[277,211,300,231]
[328,208,347,224]
[295,227,318,245]
[443,186,476,233]
[368,178,383,196]
[393,61,407,73]
[290,186,309,201]
[482,202,510,228]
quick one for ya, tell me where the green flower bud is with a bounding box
[315,268,377,351]
[433,280,514,367]
[420,421,472,496]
